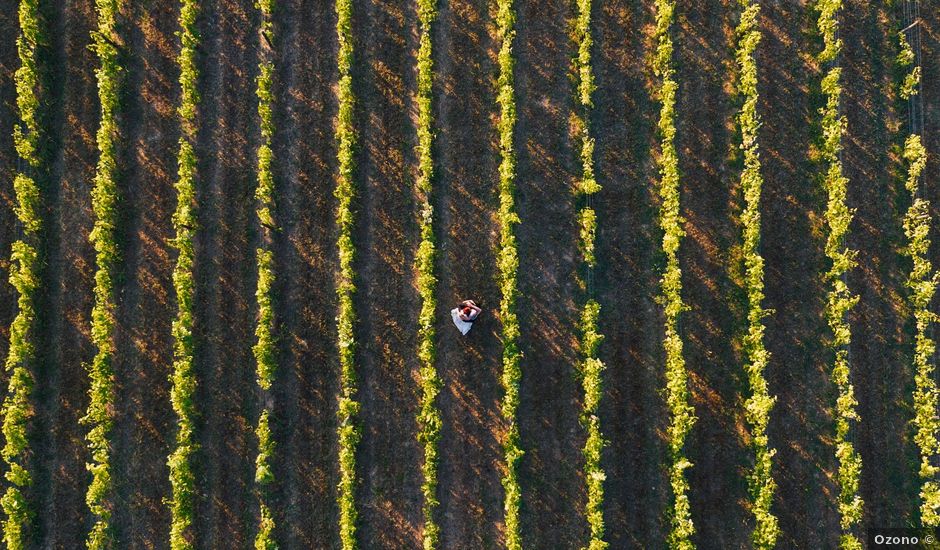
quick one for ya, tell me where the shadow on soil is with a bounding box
[433,0,506,547]
[676,1,752,547]
[269,0,341,548]
[192,0,259,547]
[514,0,585,547]
[109,1,179,545]
[350,0,424,547]
[759,1,839,547]
[843,0,920,530]
[593,0,670,548]
[33,0,97,546]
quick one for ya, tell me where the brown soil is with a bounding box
[925,17,940,495]
[513,0,585,547]
[191,0,259,546]
[108,2,180,546]
[925,0,940,318]
[31,0,98,546]
[0,2,17,361]
[593,1,670,548]
[268,0,340,547]
[433,0,506,546]
[759,1,840,547]
[349,0,424,547]
[676,1,752,547]
[843,0,920,529]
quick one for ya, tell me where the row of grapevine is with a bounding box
[578,303,606,550]
[85,0,123,547]
[494,0,522,546]
[252,0,278,547]
[167,0,200,547]
[732,2,779,548]
[651,0,695,547]
[333,0,360,546]
[2,0,46,547]
[896,11,939,527]
[412,0,441,547]
[815,1,863,548]
[572,0,607,548]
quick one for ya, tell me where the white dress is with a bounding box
[451,308,474,335]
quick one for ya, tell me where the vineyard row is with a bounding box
[572,0,607,548]
[85,0,122,546]
[413,0,443,547]
[733,0,778,547]
[167,0,200,548]
[816,0,864,547]
[332,0,359,547]
[252,0,278,547]
[651,0,696,547]
[897,2,940,527]
[2,0,44,548]
[493,0,523,546]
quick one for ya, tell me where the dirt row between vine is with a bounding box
[109,1,179,545]
[32,0,97,546]
[269,0,339,547]
[759,1,838,547]
[927,19,940,486]
[513,0,585,546]
[190,0,259,546]
[349,0,424,547]
[675,0,754,547]
[432,0,506,546]
[843,0,921,529]
[923,0,940,326]
[0,0,17,368]
[592,1,670,547]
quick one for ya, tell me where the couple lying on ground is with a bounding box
[450,299,481,335]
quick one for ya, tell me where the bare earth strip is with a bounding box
[842,0,920,529]
[676,0,752,547]
[32,0,97,546]
[925,24,940,533]
[923,18,940,510]
[0,0,17,362]
[433,0,506,546]
[192,0,259,546]
[925,0,940,313]
[269,0,340,547]
[592,1,669,547]
[349,0,424,547]
[759,1,840,547]
[924,13,940,462]
[513,0,584,546]
[108,1,180,546]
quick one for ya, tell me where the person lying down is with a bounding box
[451,299,481,335]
